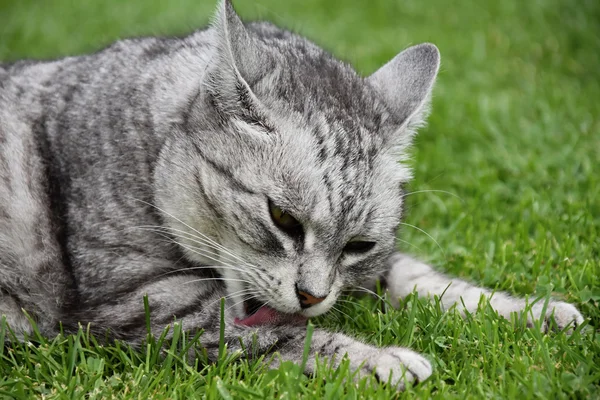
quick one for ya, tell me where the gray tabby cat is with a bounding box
[0,0,584,390]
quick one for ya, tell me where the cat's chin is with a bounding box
[234,304,308,327]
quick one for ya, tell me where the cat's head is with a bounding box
[154,0,439,323]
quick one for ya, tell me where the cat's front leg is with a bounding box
[292,329,432,390]
[383,252,584,332]
[207,322,432,391]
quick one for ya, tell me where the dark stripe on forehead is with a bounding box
[311,125,328,165]
[317,146,327,165]
[321,173,336,215]
[366,143,378,171]
[332,128,348,158]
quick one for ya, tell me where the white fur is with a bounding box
[385,253,584,331]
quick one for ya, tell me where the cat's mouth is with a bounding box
[234,298,307,327]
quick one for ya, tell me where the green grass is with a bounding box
[1,0,599,398]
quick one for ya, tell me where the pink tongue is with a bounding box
[235,306,307,327]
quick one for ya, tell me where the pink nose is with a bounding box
[297,290,327,307]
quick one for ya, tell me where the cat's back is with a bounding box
[0,28,215,225]
[0,27,218,186]
[0,32,201,192]
[1,31,208,110]
[0,29,219,333]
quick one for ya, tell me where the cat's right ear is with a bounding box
[204,0,267,119]
[367,44,440,139]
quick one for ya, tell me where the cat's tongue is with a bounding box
[234,306,307,327]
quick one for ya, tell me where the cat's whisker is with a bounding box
[131,225,253,268]
[211,288,256,301]
[225,289,262,304]
[328,311,343,325]
[335,298,374,314]
[139,226,265,277]
[156,265,225,278]
[152,232,250,270]
[181,277,253,286]
[146,232,255,276]
[127,198,245,260]
[133,198,248,266]
[350,285,386,303]
[174,240,263,274]
[152,235,242,269]
[333,298,384,323]
[174,243,257,277]
[154,225,250,267]
[401,189,463,202]
[328,304,353,322]
[154,261,270,291]
[224,288,282,317]
[395,237,422,252]
[316,304,343,324]
[152,264,246,279]
[155,242,260,282]
[144,233,248,272]
[205,288,260,310]
[225,293,263,315]
[398,221,445,255]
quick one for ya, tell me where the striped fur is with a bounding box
[0,0,582,390]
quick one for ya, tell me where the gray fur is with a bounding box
[0,0,583,390]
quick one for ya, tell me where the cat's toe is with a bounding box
[528,301,583,333]
[372,348,432,391]
[545,301,584,332]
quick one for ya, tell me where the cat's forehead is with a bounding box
[248,27,387,132]
[274,60,381,122]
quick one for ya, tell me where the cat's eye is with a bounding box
[269,200,303,236]
[343,240,376,254]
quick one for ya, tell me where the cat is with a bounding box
[0,0,584,390]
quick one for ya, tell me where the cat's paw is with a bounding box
[368,347,432,390]
[528,301,584,333]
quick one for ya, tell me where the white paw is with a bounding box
[529,301,584,333]
[370,347,432,390]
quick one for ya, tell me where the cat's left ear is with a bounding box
[367,43,440,137]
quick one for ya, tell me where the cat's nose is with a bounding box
[295,285,327,308]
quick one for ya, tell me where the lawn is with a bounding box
[1,0,599,398]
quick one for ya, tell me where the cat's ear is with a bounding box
[206,0,265,117]
[367,43,440,134]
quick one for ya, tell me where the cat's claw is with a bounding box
[369,347,432,390]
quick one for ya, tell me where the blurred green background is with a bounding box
[1,0,599,398]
